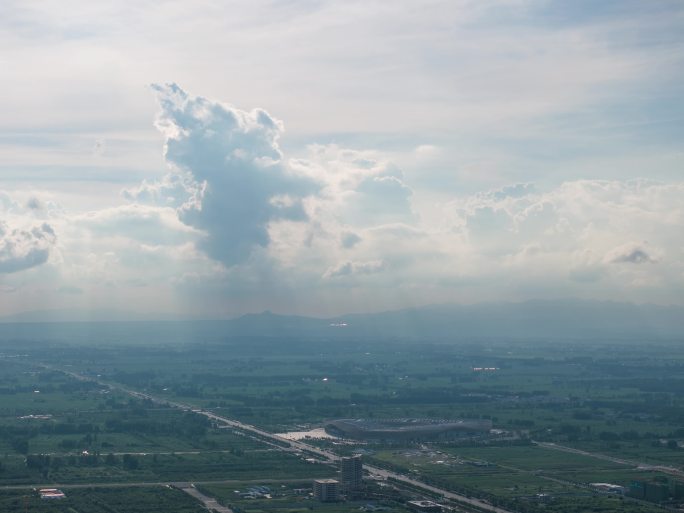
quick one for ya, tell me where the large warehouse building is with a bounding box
[325,418,492,441]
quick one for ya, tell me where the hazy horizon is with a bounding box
[2,296,684,323]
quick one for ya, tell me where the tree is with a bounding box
[599,431,619,442]
[122,454,139,470]
[11,438,29,455]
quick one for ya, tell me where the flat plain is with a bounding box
[1,329,683,512]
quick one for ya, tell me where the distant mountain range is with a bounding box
[1,299,682,342]
[220,299,684,340]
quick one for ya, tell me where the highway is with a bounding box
[49,365,514,513]
[176,482,234,513]
[204,413,514,513]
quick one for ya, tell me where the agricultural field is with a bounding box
[1,331,684,512]
[0,486,206,513]
[0,359,336,486]
[368,444,673,501]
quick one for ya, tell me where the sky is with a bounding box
[1,0,683,319]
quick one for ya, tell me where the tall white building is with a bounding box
[340,455,363,490]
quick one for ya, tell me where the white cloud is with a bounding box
[1,0,681,318]
[122,172,198,208]
[149,83,318,266]
[2,72,684,316]
[323,260,386,279]
[0,221,57,274]
[74,204,196,246]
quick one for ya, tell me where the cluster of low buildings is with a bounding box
[590,482,627,494]
[38,488,66,500]
[587,479,684,505]
[311,454,448,511]
[407,500,444,512]
[236,485,272,499]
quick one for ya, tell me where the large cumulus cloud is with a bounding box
[124,85,418,280]
[146,83,318,266]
